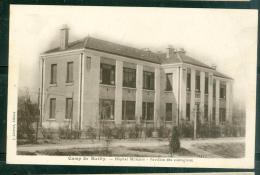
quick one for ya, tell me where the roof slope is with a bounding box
[44,36,231,79]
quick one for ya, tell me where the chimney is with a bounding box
[211,64,217,70]
[60,24,69,50]
[166,45,177,59]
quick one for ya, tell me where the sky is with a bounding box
[9,5,258,103]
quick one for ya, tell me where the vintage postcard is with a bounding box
[6,5,257,168]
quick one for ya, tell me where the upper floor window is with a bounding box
[143,71,154,90]
[195,71,200,92]
[165,103,172,121]
[186,71,191,91]
[100,63,115,85]
[220,83,226,99]
[49,98,56,119]
[205,75,209,94]
[122,100,135,120]
[65,98,73,119]
[142,102,154,121]
[213,80,216,98]
[66,62,73,83]
[123,67,136,88]
[86,57,91,71]
[165,73,173,91]
[50,64,57,84]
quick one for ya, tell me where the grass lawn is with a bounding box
[194,142,245,158]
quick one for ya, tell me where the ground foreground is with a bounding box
[17,137,245,158]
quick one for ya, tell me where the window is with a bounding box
[100,63,115,85]
[205,76,209,94]
[204,104,208,122]
[195,71,200,92]
[220,83,226,99]
[65,98,73,119]
[142,102,154,120]
[123,68,136,88]
[213,80,216,98]
[165,103,172,121]
[49,98,56,119]
[220,108,226,123]
[66,62,73,83]
[165,73,173,91]
[122,101,135,120]
[50,64,57,84]
[212,107,216,121]
[186,71,191,91]
[186,103,190,121]
[99,99,114,120]
[143,71,154,90]
[86,57,91,71]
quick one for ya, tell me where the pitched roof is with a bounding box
[44,36,232,79]
[44,36,163,64]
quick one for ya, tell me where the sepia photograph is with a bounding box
[6,5,257,168]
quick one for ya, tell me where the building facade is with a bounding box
[40,26,233,131]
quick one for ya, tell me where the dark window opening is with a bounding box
[213,81,216,98]
[186,103,190,121]
[100,63,115,85]
[165,73,173,91]
[220,84,226,99]
[220,108,226,123]
[49,98,56,119]
[122,101,135,120]
[50,64,57,84]
[143,71,154,90]
[195,71,200,92]
[212,107,216,122]
[187,72,191,91]
[204,104,208,122]
[99,99,114,120]
[165,103,172,121]
[142,102,154,121]
[205,76,209,94]
[123,68,136,88]
[65,98,73,119]
[66,62,73,83]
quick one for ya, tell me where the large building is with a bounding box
[39,26,233,131]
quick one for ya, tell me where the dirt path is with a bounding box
[18,137,245,158]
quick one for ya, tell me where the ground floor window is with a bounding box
[122,100,135,120]
[219,108,226,123]
[165,103,172,121]
[99,99,114,120]
[49,98,56,119]
[204,104,208,122]
[186,103,190,121]
[212,107,216,122]
[142,102,154,121]
[65,98,73,119]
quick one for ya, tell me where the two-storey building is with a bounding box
[39,26,233,132]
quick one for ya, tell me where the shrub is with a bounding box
[128,125,142,138]
[85,127,97,140]
[179,121,193,138]
[103,126,113,139]
[210,123,221,138]
[158,126,171,138]
[145,127,154,138]
[42,127,55,140]
[169,126,180,154]
[58,126,71,139]
[197,122,210,138]
[17,92,39,143]
[111,126,125,139]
